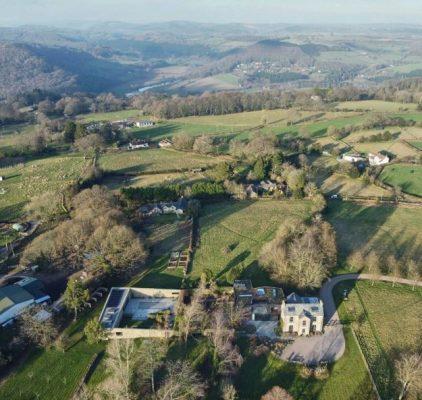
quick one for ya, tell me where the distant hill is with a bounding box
[0,43,76,98]
[0,42,151,99]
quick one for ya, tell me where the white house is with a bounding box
[342,153,365,163]
[0,277,50,326]
[280,293,324,336]
[135,120,155,128]
[368,152,390,166]
[128,139,149,150]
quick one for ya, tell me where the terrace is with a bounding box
[100,287,182,339]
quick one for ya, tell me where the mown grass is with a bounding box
[98,148,224,175]
[333,280,422,400]
[380,164,422,197]
[191,200,312,285]
[326,201,422,268]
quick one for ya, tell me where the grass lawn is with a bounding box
[333,280,422,399]
[191,200,312,285]
[98,148,224,175]
[0,155,91,220]
[326,201,422,269]
[380,164,422,197]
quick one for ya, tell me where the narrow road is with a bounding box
[281,274,422,365]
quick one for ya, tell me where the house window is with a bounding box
[289,317,294,322]
[302,320,306,326]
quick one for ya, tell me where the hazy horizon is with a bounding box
[1,0,422,27]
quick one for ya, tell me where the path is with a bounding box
[280,274,422,365]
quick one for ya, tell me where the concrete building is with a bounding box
[281,293,324,336]
[0,277,51,326]
[99,287,182,339]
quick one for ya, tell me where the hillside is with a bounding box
[0,43,76,98]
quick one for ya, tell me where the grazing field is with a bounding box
[0,155,90,220]
[102,171,205,191]
[321,174,390,198]
[380,164,422,197]
[191,200,312,285]
[98,148,224,174]
[326,202,422,267]
[334,281,422,400]
[79,109,146,122]
[336,100,417,112]
[236,327,374,400]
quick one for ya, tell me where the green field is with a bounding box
[79,109,147,122]
[326,202,422,268]
[98,148,224,174]
[334,281,422,399]
[337,100,417,112]
[380,164,422,197]
[191,200,312,285]
[0,155,90,220]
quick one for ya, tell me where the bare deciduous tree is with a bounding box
[366,251,381,286]
[156,361,206,400]
[101,339,140,400]
[407,259,420,290]
[261,386,294,400]
[395,353,422,400]
[208,309,243,377]
[138,339,168,394]
[18,306,58,348]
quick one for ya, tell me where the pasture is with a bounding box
[191,200,312,285]
[0,155,90,220]
[79,109,146,122]
[98,148,224,175]
[336,100,417,112]
[380,164,422,197]
[334,281,422,400]
[326,202,422,267]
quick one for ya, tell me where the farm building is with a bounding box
[99,287,182,339]
[368,152,390,166]
[280,293,324,336]
[342,153,366,163]
[139,197,188,217]
[0,277,51,326]
[134,120,155,128]
[128,139,150,150]
[158,138,173,148]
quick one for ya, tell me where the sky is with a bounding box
[0,0,422,26]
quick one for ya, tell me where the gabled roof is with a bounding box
[0,285,34,314]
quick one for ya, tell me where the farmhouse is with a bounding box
[0,277,51,326]
[280,293,324,336]
[245,184,259,199]
[342,153,366,163]
[128,139,150,150]
[368,152,390,166]
[134,120,155,128]
[99,287,182,339]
